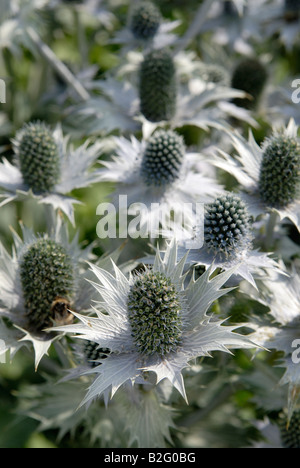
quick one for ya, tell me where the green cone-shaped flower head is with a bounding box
[279,411,300,448]
[83,341,110,368]
[141,129,185,186]
[20,239,74,332]
[204,194,252,257]
[130,1,162,40]
[259,134,300,208]
[17,122,60,194]
[223,1,239,16]
[139,48,177,122]
[231,58,268,109]
[284,0,300,21]
[128,271,182,357]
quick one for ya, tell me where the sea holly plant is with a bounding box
[210,119,300,245]
[0,216,95,369]
[68,45,257,139]
[52,241,258,407]
[95,129,224,239]
[0,121,103,225]
[177,193,282,288]
[112,0,181,52]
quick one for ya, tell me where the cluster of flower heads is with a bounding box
[0,0,300,449]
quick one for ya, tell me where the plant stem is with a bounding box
[174,0,216,54]
[264,211,278,251]
[26,27,90,102]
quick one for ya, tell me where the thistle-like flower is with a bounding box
[129,1,162,41]
[96,129,224,237]
[139,49,177,123]
[279,410,300,448]
[211,119,300,233]
[111,1,180,51]
[231,58,268,110]
[0,121,103,224]
[68,47,255,138]
[177,193,280,287]
[52,241,257,406]
[0,216,95,369]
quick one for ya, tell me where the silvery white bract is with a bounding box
[200,0,256,55]
[0,216,94,369]
[0,124,103,225]
[66,51,255,139]
[252,0,300,51]
[177,232,281,290]
[0,0,50,55]
[245,268,300,422]
[210,119,300,233]
[95,133,224,238]
[52,241,258,407]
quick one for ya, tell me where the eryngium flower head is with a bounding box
[204,193,252,257]
[20,239,74,333]
[83,341,110,368]
[259,134,300,209]
[209,119,300,233]
[129,1,162,40]
[17,122,60,194]
[140,129,185,186]
[0,217,98,369]
[139,48,177,122]
[231,58,268,109]
[279,410,300,448]
[128,271,182,356]
[52,241,257,406]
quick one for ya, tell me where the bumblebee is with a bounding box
[51,297,74,326]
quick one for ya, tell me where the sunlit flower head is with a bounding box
[96,129,224,238]
[111,0,180,51]
[0,216,95,369]
[67,47,255,139]
[211,119,300,232]
[52,241,258,406]
[177,192,281,288]
[0,121,103,225]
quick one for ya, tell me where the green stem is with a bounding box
[2,48,15,124]
[174,0,216,54]
[26,27,90,102]
[264,211,279,251]
[73,8,88,70]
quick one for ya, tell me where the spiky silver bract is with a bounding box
[210,119,300,233]
[0,123,103,225]
[52,241,258,406]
